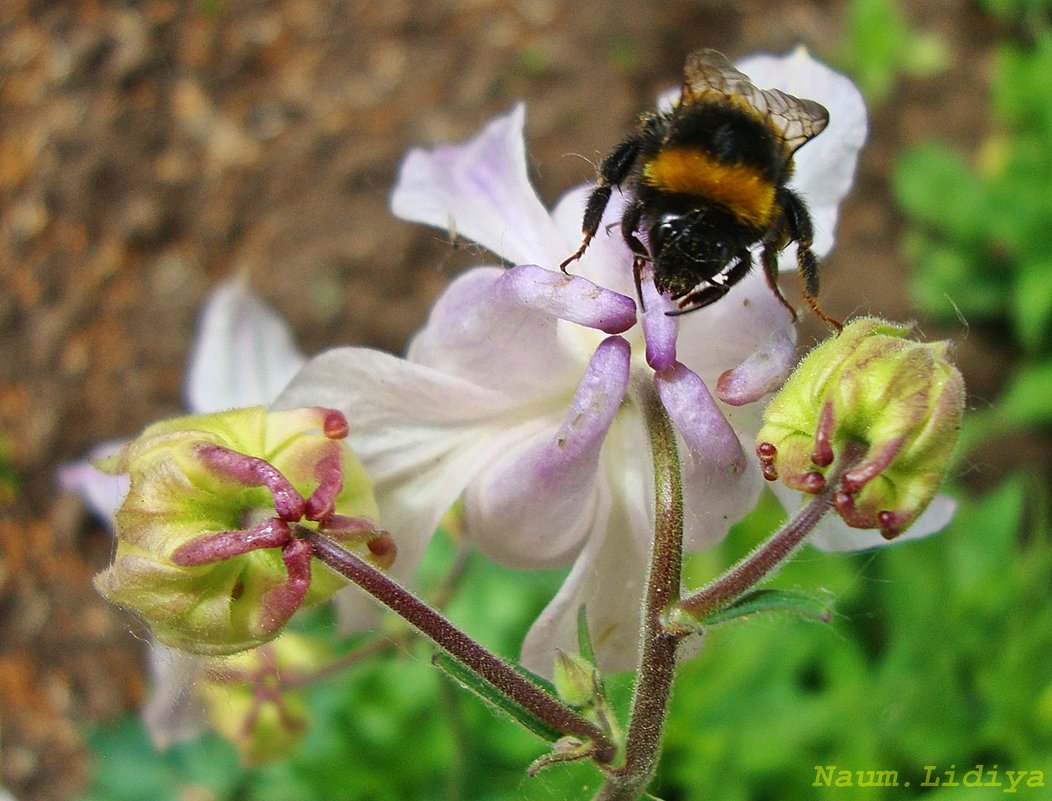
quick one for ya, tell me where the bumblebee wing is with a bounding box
[759,88,829,155]
[681,48,829,155]
[681,49,755,102]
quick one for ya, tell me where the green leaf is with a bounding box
[576,605,598,666]
[894,144,987,241]
[673,588,835,630]
[431,652,564,743]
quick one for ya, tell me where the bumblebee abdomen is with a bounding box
[640,146,778,230]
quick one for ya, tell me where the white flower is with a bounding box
[273,50,925,674]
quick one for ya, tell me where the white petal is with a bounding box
[715,325,797,406]
[407,266,578,399]
[551,185,637,298]
[407,265,634,401]
[185,277,306,413]
[675,269,796,384]
[390,104,566,268]
[275,347,520,589]
[465,337,631,568]
[142,644,208,749]
[57,441,129,526]
[519,481,649,676]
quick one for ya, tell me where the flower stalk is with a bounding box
[672,442,865,625]
[304,530,617,764]
[595,376,689,801]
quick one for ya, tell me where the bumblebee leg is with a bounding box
[560,136,642,272]
[618,198,651,309]
[760,240,799,323]
[781,189,843,332]
[667,283,729,316]
[668,248,752,316]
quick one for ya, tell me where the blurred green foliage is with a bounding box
[894,28,1052,446]
[0,432,17,506]
[835,0,948,102]
[79,476,1052,801]
[979,0,1052,32]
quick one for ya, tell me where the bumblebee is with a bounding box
[561,49,841,330]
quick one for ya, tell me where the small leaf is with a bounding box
[431,653,563,743]
[576,605,597,666]
[670,588,835,631]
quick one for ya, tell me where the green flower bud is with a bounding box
[552,648,598,709]
[199,632,328,765]
[95,406,392,655]
[757,318,964,539]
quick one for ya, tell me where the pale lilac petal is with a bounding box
[641,269,679,370]
[655,363,744,474]
[407,267,600,401]
[58,441,129,526]
[737,47,868,264]
[185,277,306,413]
[674,270,796,384]
[654,364,762,550]
[503,265,636,334]
[142,644,208,748]
[519,485,649,676]
[390,104,566,268]
[715,326,797,406]
[466,337,631,567]
[771,483,958,552]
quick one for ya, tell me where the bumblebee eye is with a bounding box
[651,217,679,256]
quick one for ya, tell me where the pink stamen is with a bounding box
[756,441,778,481]
[322,409,350,440]
[366,531,398,570]
[196,443,307,521]
[800,471,826,494]
[877,510,909,540]
[841,437,904,494]
[172,518,292,566]
[811,401,835,467]
[304,444,345,522]
[256,538,313,635]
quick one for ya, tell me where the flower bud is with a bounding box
[94,406,389,654]
[199,632,327,765]
[552,649,598,709]
[756,318,964,539]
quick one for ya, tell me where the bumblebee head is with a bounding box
[648,211,733,283]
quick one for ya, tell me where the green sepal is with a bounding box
[668,588,834,631]
[576,605,598,665]
[431,653,563,743]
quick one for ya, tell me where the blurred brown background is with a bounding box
[0,1,997,798]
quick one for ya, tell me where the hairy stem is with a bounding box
[305,531,616,763]
[675,441,865,621]
[595,377,687,801]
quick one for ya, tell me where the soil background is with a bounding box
[0,1,1010,799]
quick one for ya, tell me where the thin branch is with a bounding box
[305,531,617,763]
[675,441,865,622]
